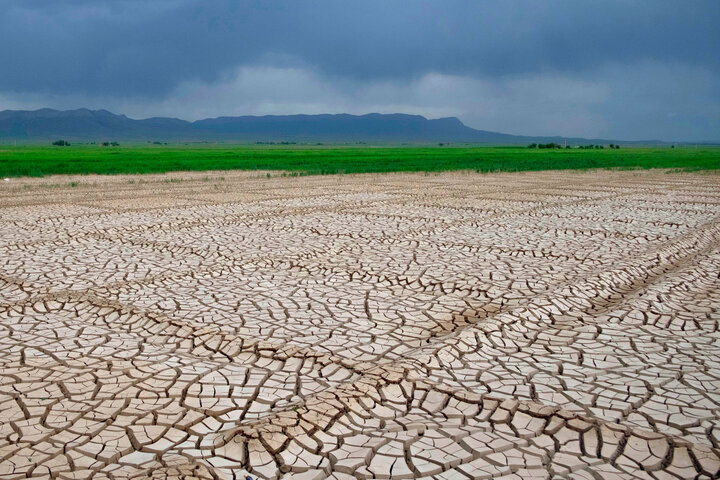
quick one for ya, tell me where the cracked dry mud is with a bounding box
[1,170,720,480]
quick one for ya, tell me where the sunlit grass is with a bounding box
[0,144,717,177]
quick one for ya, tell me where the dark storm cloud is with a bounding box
[2,0,718,96]
[1,0,719,140]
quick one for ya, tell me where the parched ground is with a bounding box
[1,170,719,479]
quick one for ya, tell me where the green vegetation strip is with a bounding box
[0,145,718,177]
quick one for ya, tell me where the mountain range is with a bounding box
[0,108,662,144]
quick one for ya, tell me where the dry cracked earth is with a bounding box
[1,169,720,480]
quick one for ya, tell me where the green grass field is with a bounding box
[0,144,718,177]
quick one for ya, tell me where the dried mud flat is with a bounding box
[1,169,720,480]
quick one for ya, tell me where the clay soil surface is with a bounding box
[1,170,719,479]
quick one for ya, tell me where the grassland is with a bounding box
[0,144,718,177]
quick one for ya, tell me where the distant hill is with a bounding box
[0,108,662,144]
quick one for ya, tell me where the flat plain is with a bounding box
[1,145,718,178]
[1,169,720,479]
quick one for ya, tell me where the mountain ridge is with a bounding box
[0,108,665,144]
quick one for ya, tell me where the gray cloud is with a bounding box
[1,0,719,140]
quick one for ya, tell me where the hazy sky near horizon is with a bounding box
[2,1,719,141]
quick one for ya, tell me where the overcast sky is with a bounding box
[2,1,719,141]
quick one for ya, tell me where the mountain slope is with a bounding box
[0,108,660,144]
[0,108,193,140]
